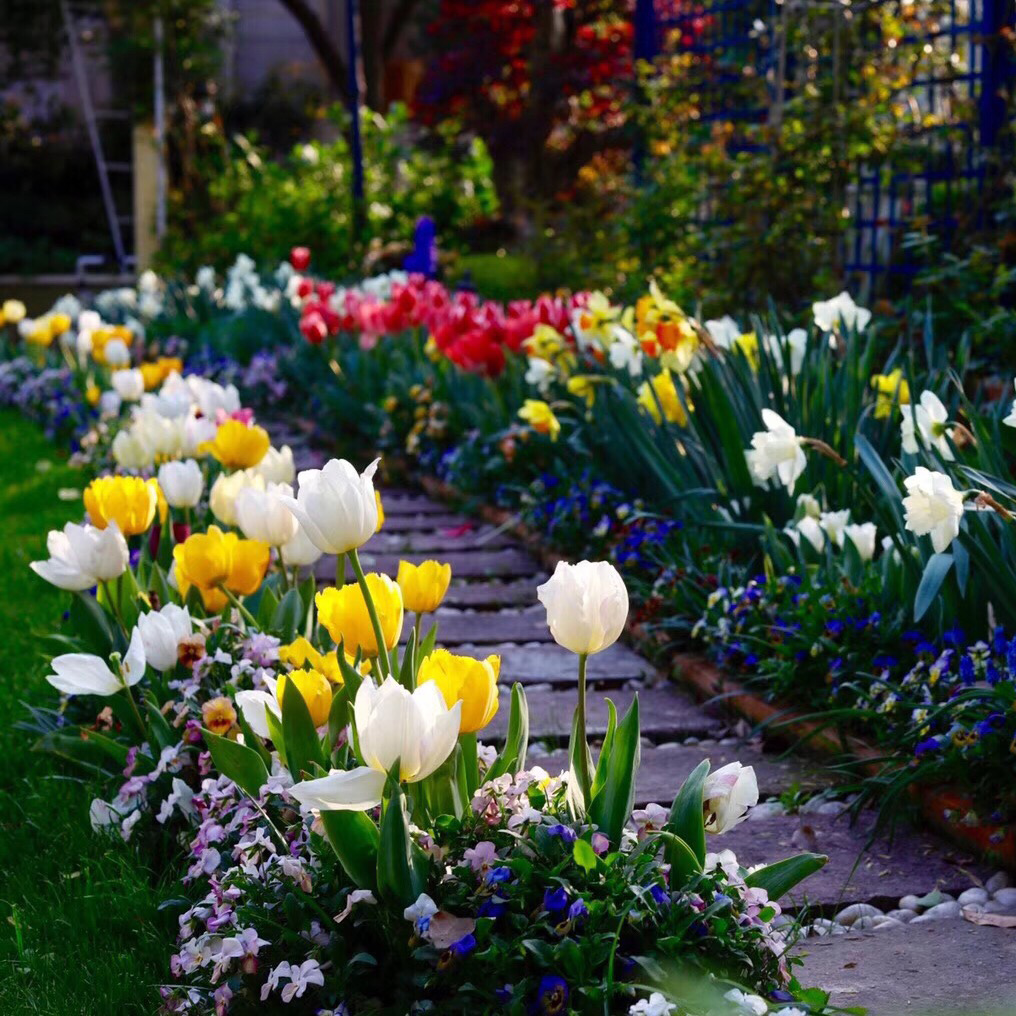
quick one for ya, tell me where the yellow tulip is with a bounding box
[375,490,385,532]
[637,369,691,426]
[50,312,72,336]
[417,648,500,733]
[316,574,403,657]
[276,668,333,727]
[139,356,184,390]
[2,299,26,325]
[91,325,133,364]
[26,317,55,347]
[202,419,270,470]
[84,476,158,535]
[518,399,561,441]
[279,635,370,685]
[397,559,452,614]
[733,331,760,371]
[871,368,910,419]
[173,525,269,612]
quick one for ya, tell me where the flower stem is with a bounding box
[100,580,129,636]
[336,553,346,588]
[347,548,392,678]
[219,585,259,629]
[121,680,148,738]
[573,652,592,806]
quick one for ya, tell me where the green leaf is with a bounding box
[69,592,116,656]
[144,694,175,751]
[657,832,701,885]
[417,623,438,662]
[666,759,710,871]
[265,706,287,770]
[377,766,428,907]
[146,562,174,613]
[272,588,305,642]
[203,729,269,799]
[589,699,618,802]
[914,552,952,622]
[488,683,528,779]
[588,695,640,848]
[572,837,598,873]
[745,852,828,900]
[398,627,417,689]
[318,809,380,890]
[236,708,272,769]
[256,586,280,629]
[327,686,350,754]
[280,677,325,779]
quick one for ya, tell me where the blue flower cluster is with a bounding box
[0,356,92,445]
[185,348,288,408]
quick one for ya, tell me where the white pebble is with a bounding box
[808,918,836,937]
[872,916,904,930]
[986,872,1012,894]
[920,901,961,920]
[815,801,847,815]
[746,802,786,822]
[899,894,922,912]
[984,900,1016,914]
[851,915,882,931]
[886,909,917,923]
[992,887,1016,907]
[958,888,989,907]
[961,902,985,914]
[834,903,883,926]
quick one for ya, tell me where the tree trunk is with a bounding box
[276,0,349,101]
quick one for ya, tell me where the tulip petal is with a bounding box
[288,766,387,811]
[48,653,121,696]
[235,689,281,740]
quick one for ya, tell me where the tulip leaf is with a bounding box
[337,645,364,702]
[657,831,702,884]
[377,764,428,908]
[265,706,288,770]
[203,729,269,800]
[418,623,438,663]
[488,683,529,780]
[69,592,116,655]
[567,707,594,815]
[146,563,175,613]
[666,759,710,870]
[459,731,479,798]
[914,552,952,622]
[424,745,468,820]
[590,699,618,801]
[745,852,828,901]
[117,569,143,630]
[273,589,305,642]
[588,694,640,848]
[318,809,379,890]
[281,679,325,779]
[398,627,417,690]
[256,587,280,629]
[327,686,350,754]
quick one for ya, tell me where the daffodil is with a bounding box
[871,368,910,419]
[637,369,690,426]
[518,399,561,440]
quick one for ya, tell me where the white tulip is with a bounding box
[256,445,296,485]
[158,459,204,509]
[287,678,460,811]
[111,428,151,470]
[99,391,123,419]
[31,521,129,590]
[182,414,217,456]
[103,338,130,368]
[236,687,281,740]
[844,521,878,561]
[812,291,871,333]
[47,628,146,697]
[210,469,264,527]
[789,515,825,553]
[723,989,769,1016]
[818,509,850,548]
[280,523,324,567]
[235,482,299,547]
[111,368,145,402]
[280,457,380,556]
[537,560,628,656]
[140,389,192,419]
[902,467,964,553]
[745,409,806,493]
[136,604,192,671]
[901,390,954,461]
[702,761,758,834]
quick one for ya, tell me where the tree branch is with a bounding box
[276,0,349,101]
[382,0,423,59]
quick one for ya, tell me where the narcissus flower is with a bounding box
[518,399,560,440]
[288,677,460,811]
[276,667,333,727]
[902,467,964,553]
[417,648,499,733]
[84,476,158,535]
[901,390,953,460]
[316,574,403,657]
[812,291,871,333]
[172,525,270,612]
[202,419,270,470]
[397,559,452,614]
[281,457,380,555]
[637,369,690,426]
[537,560,628,656]
[871,368,910,419]
[31,521,128,590]
[745,410,806,493]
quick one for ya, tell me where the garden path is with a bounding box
[274,423,1012,1015]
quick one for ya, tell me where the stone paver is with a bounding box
[442,580,540,608]
[338,548,539,579]
[405,608,553,645]
[454,641,651,684]
[373,527,516,552]
[373,513,475,533]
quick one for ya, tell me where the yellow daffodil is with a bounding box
[316,574,404,657]
[523,325,575,371]
[276,668,333,727]
[871,368,910,419]
[574,291,621,349]
[201,696,237,735]
[1,299,27,325]
[637,369,691,426]
[566,375,602,408]
[417,648,500,733]
[172,525,270,612]
[202,419,271,470]
[518,399,561,441]
[733,331,760,371]
[397,559,452,614]
[84,476,158,535]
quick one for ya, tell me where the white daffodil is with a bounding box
[818,509,850,548]
[704,315,740,350]
[287,677,461,811]
[47,628,146,697]
[843,522,877,561]
[901,390,954,461]
[608,325,643,377]
[745,409,806,493]
[31,521,128,590]
[812,291,871,333]
[902,466,964,553]
[525,357,555,394]
[703,761,758,834]
[281,457,380,556]
[537,560,628,656]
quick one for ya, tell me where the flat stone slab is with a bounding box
[373,527,515,552]
[717,813,986,908]
[406,609,552,645]
[792,921,1016,1014]
[351,549,538,579]
[456,642,652,685]
[528,740,825,805]
[376,513,474,533]
[378,494,453,515]
[484,685,724,743]
[442,581,541,609]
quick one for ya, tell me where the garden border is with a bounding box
[409,470,1016,871]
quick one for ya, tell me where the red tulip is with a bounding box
[290,246,311,271]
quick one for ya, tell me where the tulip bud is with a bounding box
[136,604,193,672]
[702,762,758,834]
[158,459,204,509]
[111,368,145,402]
[235,482,300,547]
[397,559,452,614]
[537,560,628,656]
[290,246,311,271]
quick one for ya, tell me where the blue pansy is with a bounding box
[543,887,569,913]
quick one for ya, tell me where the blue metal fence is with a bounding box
[633,0,1015,297]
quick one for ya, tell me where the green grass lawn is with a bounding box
[0,411,171,1014]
